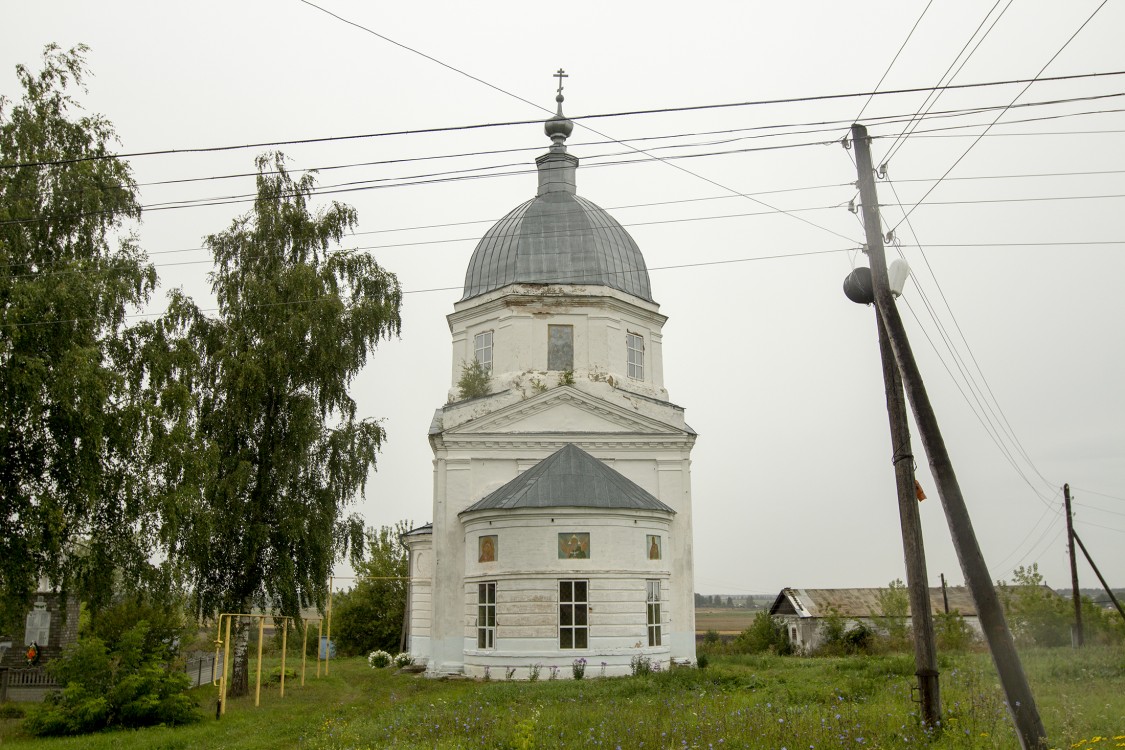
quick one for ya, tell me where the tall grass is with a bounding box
[1,647,1121,748]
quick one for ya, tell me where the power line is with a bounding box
[885,177,1057,498]
[854,0,936,122]
[879,0,1016,165]
[0,245,858,329]
[5,69,1125,171]
[890,0,1113,233]
[118,92,1125,193]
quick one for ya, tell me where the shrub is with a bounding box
[571,657,586,679]
[630,653,652,676]
[935,609,976,651]
[998,564,1070,647]
[734,612,791,655]
[367,650,392,668]
[24,621,199,736]
[457,359,491,400]
[393,652,413,668]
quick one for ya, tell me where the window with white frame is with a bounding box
[626,332,644,380]
[646,580,661,647]
[477,582,496,649]
[559,580,588,649]
[474,331,493,372]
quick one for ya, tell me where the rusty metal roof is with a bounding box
[770,586,979,618]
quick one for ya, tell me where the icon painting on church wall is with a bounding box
[647,535,661,560]
[478,535,497,563]
[558,532,590,559]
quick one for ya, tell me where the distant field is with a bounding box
[695,607,760,635]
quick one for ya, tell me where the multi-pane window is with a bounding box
[548,325,574,371]
[477,582,496,649]
[559,580,588,649]
[474,331,493,372]
[646,580,662,647]
[626,332,644,380]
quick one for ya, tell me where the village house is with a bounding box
[769,586,982,652]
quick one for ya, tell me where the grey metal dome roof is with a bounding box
[461,192,653,302]
[461,92,653,303]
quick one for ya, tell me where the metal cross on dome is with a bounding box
[554,68,568,95]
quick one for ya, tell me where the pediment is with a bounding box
[445,387,685,436]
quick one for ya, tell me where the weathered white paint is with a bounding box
[407,278,698,678]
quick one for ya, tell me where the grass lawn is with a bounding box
[0,647,1121,749]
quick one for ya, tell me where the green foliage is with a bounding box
[457,358,491,399]
[559,369,576,386]
[2,650,1124,749]
[85,595,193,663]
[733,611,791,654]
[998,564,1071,647]
[332,522,410,656]
[876,578,910,646]
[0,44,159,626]
[1079,595,1125,645]
[814,607,878,656]
[23,621,199,736]
[935,609,976,651]
[137,152,402,626]
[702,629,720,645]
[629,653,652,676]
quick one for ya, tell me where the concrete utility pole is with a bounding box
[1064,483,1084,646]
[874,293,941,727]
[851,123,1047,750]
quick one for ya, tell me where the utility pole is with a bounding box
[851,123,1047,750]
[874,290,941,727]
[1072,530,1125,624]
[1064,483,1084,646]
[940,573,949,614]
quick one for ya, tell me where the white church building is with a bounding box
[402,83,698,678]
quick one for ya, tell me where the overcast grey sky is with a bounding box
[4,1,1123,596]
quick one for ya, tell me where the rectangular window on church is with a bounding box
[646,580,661,647]
[548,325,573,371]
[478,582,496,649]
[559,580,588,649]
[474,330,493,372]
[626,332,644,380]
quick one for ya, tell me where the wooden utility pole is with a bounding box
[874,300,941,727]
[851,123,1047,750]
[940,573,950,614]
[1072,530,1125,624]
[1064,483,1084,645]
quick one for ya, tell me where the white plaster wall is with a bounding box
[403,535,433,662]
[447,286,670,403]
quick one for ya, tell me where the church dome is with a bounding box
[461,92,654,303]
